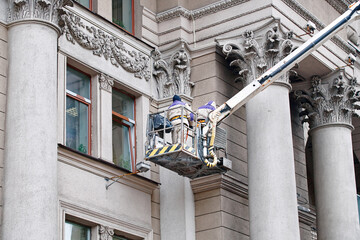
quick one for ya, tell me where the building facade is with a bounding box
[0,0,360,239]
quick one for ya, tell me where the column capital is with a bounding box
[7,0,73,31]
[98,73,114,93]
[294,69,359,130]
[217,19,299,87]
[151,41,194,100]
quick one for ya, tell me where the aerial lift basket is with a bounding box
[145,106,231,179]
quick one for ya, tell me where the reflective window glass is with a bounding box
[112,120,132,171]
[112,0,133,33]
[66,67,90,99]
[65,221,91,240]
[66,97,89,154]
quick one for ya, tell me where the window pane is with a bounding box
[74,0,90,8]
[112,90,134,119]
[67,66,90,99]
[65,221,91,240]
[66,96,89,154]
[112,0,133,33]
[113,120,132,171]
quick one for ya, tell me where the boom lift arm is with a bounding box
[205,1,360,167]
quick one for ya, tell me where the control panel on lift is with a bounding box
[144,106,232,179]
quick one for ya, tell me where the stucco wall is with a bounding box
[0,22,7,233]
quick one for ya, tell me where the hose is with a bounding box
[204,113,219,167]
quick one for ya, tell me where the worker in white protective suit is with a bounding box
[196,101,216,157]
[196,100,216,137]
[167,95,193,144]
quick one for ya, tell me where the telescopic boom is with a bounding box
[204,1,360,167]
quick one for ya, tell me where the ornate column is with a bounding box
[295,70,360,240]
[218,20,300,240]
[2,1,72,239]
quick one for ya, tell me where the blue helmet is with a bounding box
[173,95,181,102]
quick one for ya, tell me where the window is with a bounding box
[65,221,91,240]
[112,89,135,171]
[112,0,134,33]
[66,66,91,154]
[74,0,92,10]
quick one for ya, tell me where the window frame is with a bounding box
[112,0,135,34]
[75,0,93,10]
[66,65,92,155]
[112,87,136,172]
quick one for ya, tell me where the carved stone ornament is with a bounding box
[156,0,250,22]
[7,0,73,26]
[294,69,360,129]
[219,20,295,85]
[59,10,151,81]
[152,43,194,99]
[99,225,114,240]
[99,73,114,92]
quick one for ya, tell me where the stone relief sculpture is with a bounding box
[8,0,73,24]
[59,10,151,81]
[152,44,194,99]
[99,225,114,240]
[99,73,114,92]
[220,21,295,84]
[294,69,360,129]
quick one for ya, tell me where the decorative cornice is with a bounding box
[190,173,248,199]
[294,69,360,129]
[155,0,250,22]
[281,0,355,54]
[60,10,151,81]
[218,20,296,86]
[152,42,194,99]
[325,0,351,13]
[99,225,114,240]
[99,73,114,93]
[298,209,316,226]
[7,0,73,28]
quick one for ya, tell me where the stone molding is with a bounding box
[298,210,316,226]
[218,19,295,85]
[155,0,250,22]
[99,73,114,93]
[281,0,355,54]
[58,146,158,194]
[99,225,114,240]
[60,198,153,239]
[325,0,352,13]
[190,174,248,199]
[152,42,194,99]
[7,0,73,27]
[294,69,359,129]
[60,10,151,81]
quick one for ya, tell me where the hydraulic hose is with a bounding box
[204,113,219,167]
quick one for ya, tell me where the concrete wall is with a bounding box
[0,22,7,235]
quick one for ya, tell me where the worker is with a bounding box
[195,101,216,159]
[196,100,216,140]
[167,95,193,144]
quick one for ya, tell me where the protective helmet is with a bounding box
[173,95,181,102]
